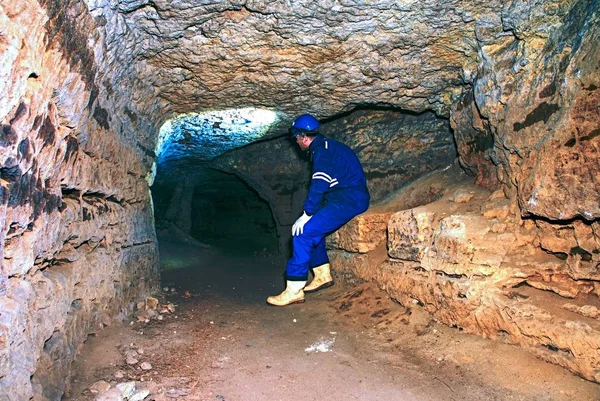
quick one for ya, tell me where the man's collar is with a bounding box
[309,134,325,150]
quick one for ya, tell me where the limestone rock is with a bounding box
[90,380,112,394]
[481,197,512,220]
[422,214,512,276]
[126,355,139,365]
[129,389,150,401]
[474,0,600,222]
[388,209,437,262]
[450,89,499,191]
[562,304,600,320]
[108,0,501,121]
[333,178,600,382]
[526,275,594,299]
[328,212,391,254]
[448,189,475,204]
[321,109,457,204]
[115,382,136,398]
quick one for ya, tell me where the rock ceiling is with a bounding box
[81,0,598,222]
[91,0,505,129]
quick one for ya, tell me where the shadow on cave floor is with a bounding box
[158,237,284,304]
[67,238,600,401]
[179,231,279,259]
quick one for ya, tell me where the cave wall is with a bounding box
[320,109,457,203]
[329,171,600,382]
[462,0,600,221]
[324,0,600,383]
[456,0,600,283]
[155,176,196,242]
[0,1,159,399]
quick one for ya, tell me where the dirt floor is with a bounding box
[67,240,600,401]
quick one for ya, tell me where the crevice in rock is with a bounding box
[540,343,575,360]
[550,251,569,261]
[121,240,156,249]
[525,214,600,226]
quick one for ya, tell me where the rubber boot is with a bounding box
[266,280,306,306]
[304,263,334,293]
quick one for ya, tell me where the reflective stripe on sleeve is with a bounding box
[312,172,339,187]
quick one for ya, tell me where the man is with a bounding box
[267,113,370,306]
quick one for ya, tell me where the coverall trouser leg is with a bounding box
[286,202,363,281]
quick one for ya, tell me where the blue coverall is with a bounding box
[286,134,370,281]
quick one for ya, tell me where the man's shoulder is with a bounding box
[313,135,354,155]
[326,137,355,154]
[318,135,347,148]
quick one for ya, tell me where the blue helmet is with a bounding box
[291,114,320,136]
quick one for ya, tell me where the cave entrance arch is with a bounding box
[151,108,281,258]
[162,168,278,255]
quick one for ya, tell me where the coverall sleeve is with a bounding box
[303,150,337,215]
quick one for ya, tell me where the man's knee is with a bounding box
[293,233,316,250]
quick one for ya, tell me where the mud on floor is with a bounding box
[67,276,600,401]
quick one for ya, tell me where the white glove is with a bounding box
[292,212,312,236]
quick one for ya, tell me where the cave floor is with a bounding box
[67,240,600,401]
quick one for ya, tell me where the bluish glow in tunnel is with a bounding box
[155,108,279,167]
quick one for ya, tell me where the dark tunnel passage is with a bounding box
[152,168,279,256]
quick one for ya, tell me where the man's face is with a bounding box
[295,134,311,151]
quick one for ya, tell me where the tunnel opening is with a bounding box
[189,169,278,255]
[151,108,282,258]
[151,104,469,260]
[151,165,280,258]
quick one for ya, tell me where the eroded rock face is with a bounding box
[321,109,456,203]
[104,0,502,124]
[1,1,158,399]
[450,89,499,191]
[329,174,600,382]
[1,0,599,398]
[472,0,600,221]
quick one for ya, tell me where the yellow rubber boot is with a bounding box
[304,263,334,293]
[266,280,306,306]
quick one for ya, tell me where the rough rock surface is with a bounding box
[321,109,456,204]
[329,169,600,382]
[1,1,158,399]
[450,89,499,190]
[469,0,600,221]
[1,0,599,398]
[102,0,501,126]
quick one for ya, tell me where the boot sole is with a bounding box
[304,281,334,293]
[266,299,305,307]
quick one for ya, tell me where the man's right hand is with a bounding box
[292,212,312,236]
